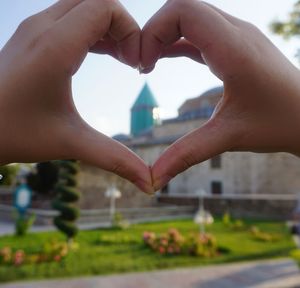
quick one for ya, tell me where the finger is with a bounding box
[67,123,154,194]
[151,117,236,191]
[42,0,84,20]
[141,1,241,78]
[160,39,205,64]
[90,38,119,62]
[202,2,244,26]
[53,0,140,68]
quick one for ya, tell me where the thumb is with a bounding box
[67,122,153,194]
[151,117,236,191]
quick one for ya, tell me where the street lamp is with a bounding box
[194,189,214,234]
[105,185,122,226]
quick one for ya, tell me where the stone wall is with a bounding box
[132,143,300,196]
[152,118,206,139]
[78,163,157,209]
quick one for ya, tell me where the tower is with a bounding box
[130,83,160,136]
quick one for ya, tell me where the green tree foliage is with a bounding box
[52,160,81,242]
[0,165,19,186]
[271,1,300,38]
[27,162,59,196]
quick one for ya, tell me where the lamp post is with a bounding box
[194,189,213,234]
[105,185,121,226]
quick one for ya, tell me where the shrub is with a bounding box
[0,240,78,267]
[143,229,185,255]
[15,214,36,237]
[290,249,300,267]
[222,212,246,231]
[53,160,81,242]
[112,212,130,230]
[186,233,218,257]
[250,226,281,242]
[0,164,19,186]
[143,229,219,257]
[27,162,59,196]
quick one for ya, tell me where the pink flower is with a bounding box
[159,246,165,254]
[160,239,168,246]
[54,255,61,262]
[14,250,25,266]
[167,247,174,254]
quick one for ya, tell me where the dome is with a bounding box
[178,86,223,117]
[112,134,132,143]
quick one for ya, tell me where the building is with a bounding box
[78,83,300,218]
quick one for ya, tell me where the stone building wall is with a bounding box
[132,142,300,196]
[153,119,206,138]
[78,163,156,209]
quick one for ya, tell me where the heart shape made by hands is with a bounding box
[1,0,299,194]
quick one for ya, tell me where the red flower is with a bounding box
[159,246,165,254]
[54,255,61,262]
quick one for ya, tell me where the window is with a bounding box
[211,155,222,169]
[211,181,223,195]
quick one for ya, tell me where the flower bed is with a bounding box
[143,228,220,257]
[0,241,77,266]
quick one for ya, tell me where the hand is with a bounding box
[0,0,153,193]
[141,0,300,190]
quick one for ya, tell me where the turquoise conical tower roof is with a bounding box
[131,83,159,136]
[132,83,158,108]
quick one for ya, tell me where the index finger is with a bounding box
[52,0,140,69]
[141,0,242,79]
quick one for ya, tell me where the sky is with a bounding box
[0,0,299,136]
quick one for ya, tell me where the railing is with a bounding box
[157,193,299,201]
[0,204,196,225]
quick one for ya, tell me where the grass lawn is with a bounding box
[0,219,295,283]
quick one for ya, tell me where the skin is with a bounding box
[141,0,300,191]
[1,0,300,194]
[0,0,153,194]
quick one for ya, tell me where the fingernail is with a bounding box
[153,175,172,192]
[138,64,155,74]
[135,180,155,195]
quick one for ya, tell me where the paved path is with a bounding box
[0,259,299,288]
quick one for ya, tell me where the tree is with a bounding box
[52,160,81,243]
[0,164,19,186]
[271,1,300,57]
[27,162,59,196]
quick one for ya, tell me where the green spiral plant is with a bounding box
[52,160,81,243]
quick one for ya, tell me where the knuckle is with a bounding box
[166,0,197,10]
[171,142,197,171]
[17,15,39,32]
[110,161,127,178]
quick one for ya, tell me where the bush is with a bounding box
[53,160,80,242]
[15,214,35,237]
[27,162,59,196]
[112,213,130,230]
[0,240,78,266]
[290,249,300,267]
[186,233,218,257]
[143,228,219,257]
[0,165,19,186]
[222,212,246,230]
[250,226,281,242]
